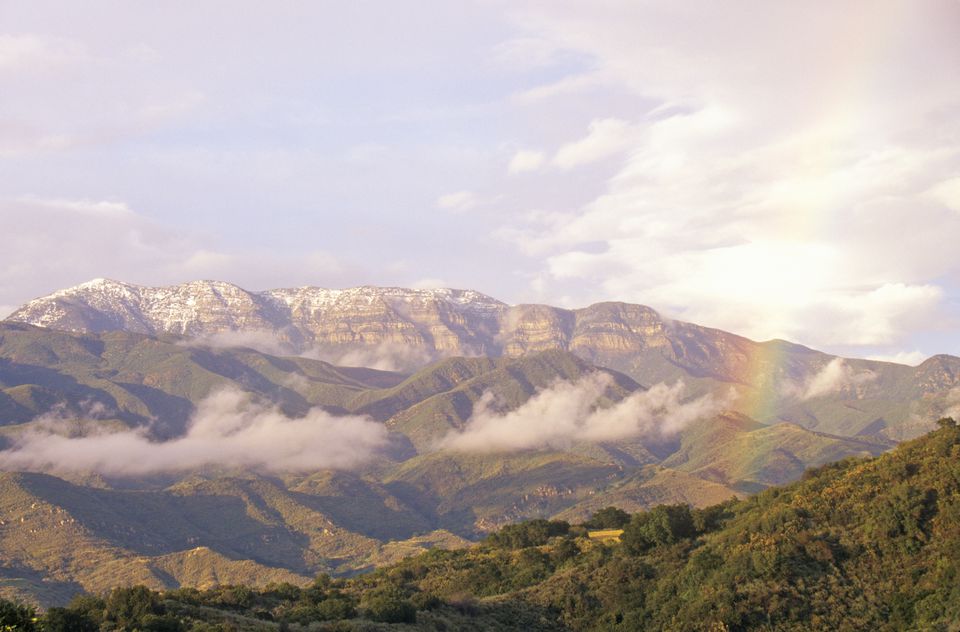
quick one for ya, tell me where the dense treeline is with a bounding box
[3,419,960,631]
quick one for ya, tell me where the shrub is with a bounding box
[584,506,631,529]
[621,504,695,554]
[361,586,416,624]
[486,519,570,549]
[0,598,37,632]
[104,585,164,629]
[41,607,98,632]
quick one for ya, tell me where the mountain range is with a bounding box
[8,279,960,439]
[1,279,958,606]
[9,420,960,630]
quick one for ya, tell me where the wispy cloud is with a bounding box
[439,372,729,452]
[437,190,479,213]
[553,118,636,170]
[0,33,90,71]
[0,388,389,475]
[866,350,928,366]
[508,150,545,174]
[182,329,295,356]
[306,341,435,372]
[780,358,877,401]
[495,1,960,356]
[0,197,358,314]
[944,387,960,422]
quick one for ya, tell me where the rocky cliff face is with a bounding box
[7,279,960,409]
[6,279,761,377]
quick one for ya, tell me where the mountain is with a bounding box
[0,320,898,606]
[0,468,471,606]
[12,422,960,630]
[0,321,403,439]
[6,279,506,360]
[1,280,958,607]
[8,279,960,440]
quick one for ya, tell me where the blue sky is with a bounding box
[2,0,959,363]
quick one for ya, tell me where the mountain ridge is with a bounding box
[1,280,958,605]
[7,279,960,440]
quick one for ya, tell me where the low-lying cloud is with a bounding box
[439,373,729,453]
[306,341,436,373]
[182,329,297,356]
[185,331,435,373]
[943,387,960,422]
[0,388,388,476]
[780,358,877,401]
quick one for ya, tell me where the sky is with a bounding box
[1,0,959,363]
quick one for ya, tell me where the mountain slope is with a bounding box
[0,321,406,437]
[662,412,892,490]
[9,279,960,440]
[0,320,907,605]
[0,469,468,604]
[16,422,960,630]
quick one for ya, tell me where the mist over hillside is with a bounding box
[1,280,957,606]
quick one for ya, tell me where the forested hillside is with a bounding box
[1,321,903,606]
[6,420,958,631]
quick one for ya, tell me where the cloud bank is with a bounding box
[183,329,296,356]
[3,2,959,360]
[184,331,436,373]
[943,387,960,422]
[307,341,436,373]
[780,358,877,401]
[0,388,389,476]
[0,197,362,318]
[496,1,960,357]
[440,373,728,453]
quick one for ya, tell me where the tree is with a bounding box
[622,504,695,554]
[584,506,631,530]
[0,598,37,632]
[41,607,98,632]
[936,417,957,429]
[487,519,570,549]
[360,586,416,624]
[104,585,163,629]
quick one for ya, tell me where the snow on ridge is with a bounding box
[10,280,509,332]
[261,285,506,313]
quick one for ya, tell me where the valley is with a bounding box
[0,281,957,606]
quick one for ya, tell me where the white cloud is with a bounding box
[137,91,206,126]
[17,195,135,218]
[436,190,478,212]
[439,372,728,452]
[3,2,960,361]
[780,358,877,401]
[508,149,545,174]
[183,329,295,356]
[866,350,928,366]
[944,387,960,421]
[0,388,389,475]
[306,341,435,372]
[926,177,960,213]
[494,1,960,353]
[492,37,562,70]
[513,72,607,104]
[0,34,89,71]
[553,118,636,170]
[0,197,356,309]
[185,329,439,371]
[409,277,449,289]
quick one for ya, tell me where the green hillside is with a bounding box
[0,324,948,608]
[0,322,403,437]
[7,421,958,630]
